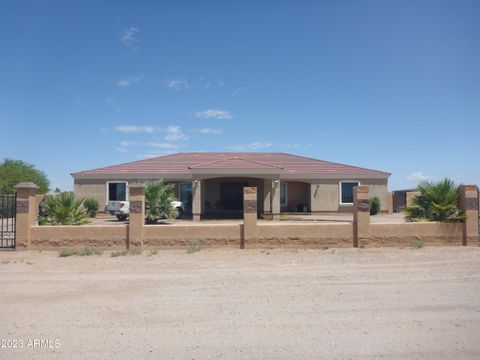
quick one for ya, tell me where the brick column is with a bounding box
[386,192,393,214]
[353,186,370,248]
[128,184,145,249]
[192,179,201,221]
[271,179,281,221]
[15,182,38,249]
[242,187,258,249]
[459,185,479,246]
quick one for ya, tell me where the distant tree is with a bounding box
[0,159,49,194]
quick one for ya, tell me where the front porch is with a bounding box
[175,177,311,220]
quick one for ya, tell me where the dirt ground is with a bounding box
[0,247,479,359]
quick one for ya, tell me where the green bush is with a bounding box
[39,192,89,225]
[369,196,381,215]
[84,198,100,218]
[0,159,49,194]
[403,178,465,222]
[145,180,176,223]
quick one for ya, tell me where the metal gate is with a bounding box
[0,194,16,249]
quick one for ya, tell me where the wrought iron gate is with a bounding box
[0,194,16,249]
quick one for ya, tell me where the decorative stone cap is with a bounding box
[244,187,257,194]
[15,182,39,189]
[460,185,479,192]
[129,184,145,189]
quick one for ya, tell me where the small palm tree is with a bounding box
[39,192,89,225]
[145,181,176,223]
[404,178,465,222]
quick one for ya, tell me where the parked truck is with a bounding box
[107,200,185,221]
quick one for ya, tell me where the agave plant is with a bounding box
[83,197,100,218]
[404,178,465,222]
[144,181,176,223]
[39,192,89,225]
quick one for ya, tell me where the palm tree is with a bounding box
[39,192,89,225]
[404,178,465,222]
[144,181,176,223]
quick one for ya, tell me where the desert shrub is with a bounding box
[39,192,89,225]
[145,181,176,223]
[111,248,142,257]
[187,242,201,254]
[369,196,381,215]
[403,178,465,222]
[83,198,100,218]
[58,247,101,257]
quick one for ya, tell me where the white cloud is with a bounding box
[115,125,156,134]
[232,87,242,96]
[116,147,128,153]
[119,140,137,147]
[163,125,187,142]
[120,27,139,47]
[105,97,120,112]
[116,76,143,87]
[195,109,232,120]
[406,172,436,182]
[190,127,222,135]
[166,79,191,91]
[146,142,180,149]
[226,142,274,151]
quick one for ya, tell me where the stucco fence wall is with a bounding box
[25,221,469,250]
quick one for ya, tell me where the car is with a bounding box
[107,200,185,221]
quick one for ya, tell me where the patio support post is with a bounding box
[192,179,201,221]
[15,182,38,249]
[459,185,479,246]
[263,179,272,220]
[242,187,258,248]
[272,179,281,221]
[353,186,370,248]
[128,184,145,249]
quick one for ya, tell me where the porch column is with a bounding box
[242,187,258,248]
[386,192,393,214]
[353,186,370,248]
[459,185,479,246]
[192,179,202,221]
[263,179,272,219]
[272,179,281,221]
[15,182,39,249]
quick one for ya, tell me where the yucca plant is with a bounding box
[83,197,100,218]
[39,192,89,225]
[144,181,176,223]
[403,178,465,222]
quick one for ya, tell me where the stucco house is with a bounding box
[72,152,390,220]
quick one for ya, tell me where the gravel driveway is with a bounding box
[0,247,479,359]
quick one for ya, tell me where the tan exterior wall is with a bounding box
[310,178,388,212]
[143,224,242,248]
[256,223,353,248]
[30,225,128,250]
[369,222,464,247]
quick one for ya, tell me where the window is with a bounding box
[340,181,360,204]
[280,183,287,205]
[108,182,127,202]
[180,183,192,204]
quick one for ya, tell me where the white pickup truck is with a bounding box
[107,200,185,221]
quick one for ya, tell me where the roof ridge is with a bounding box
[277,152,390,176]
[189,156,283,169]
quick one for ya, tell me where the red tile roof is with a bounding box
[72,152,390,177]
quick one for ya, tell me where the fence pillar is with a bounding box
[263,179,272,220]
[271,180,281,221]
[15,182,38,249]
[459,185,479,246]
[242,187,258,249]
[192,179,201,221]
[386,192,393,214]
[353,186,370,248]
[128,184,145,249]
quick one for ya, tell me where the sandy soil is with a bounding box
[0,247,479,359]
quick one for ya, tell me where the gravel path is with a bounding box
[0,247,479,359]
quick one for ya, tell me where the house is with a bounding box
[72,152,390,220]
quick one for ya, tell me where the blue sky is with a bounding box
[1,0,479,191]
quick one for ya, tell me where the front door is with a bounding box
[221,182,247,210]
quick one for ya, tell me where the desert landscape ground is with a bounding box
[0,246,479,359]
